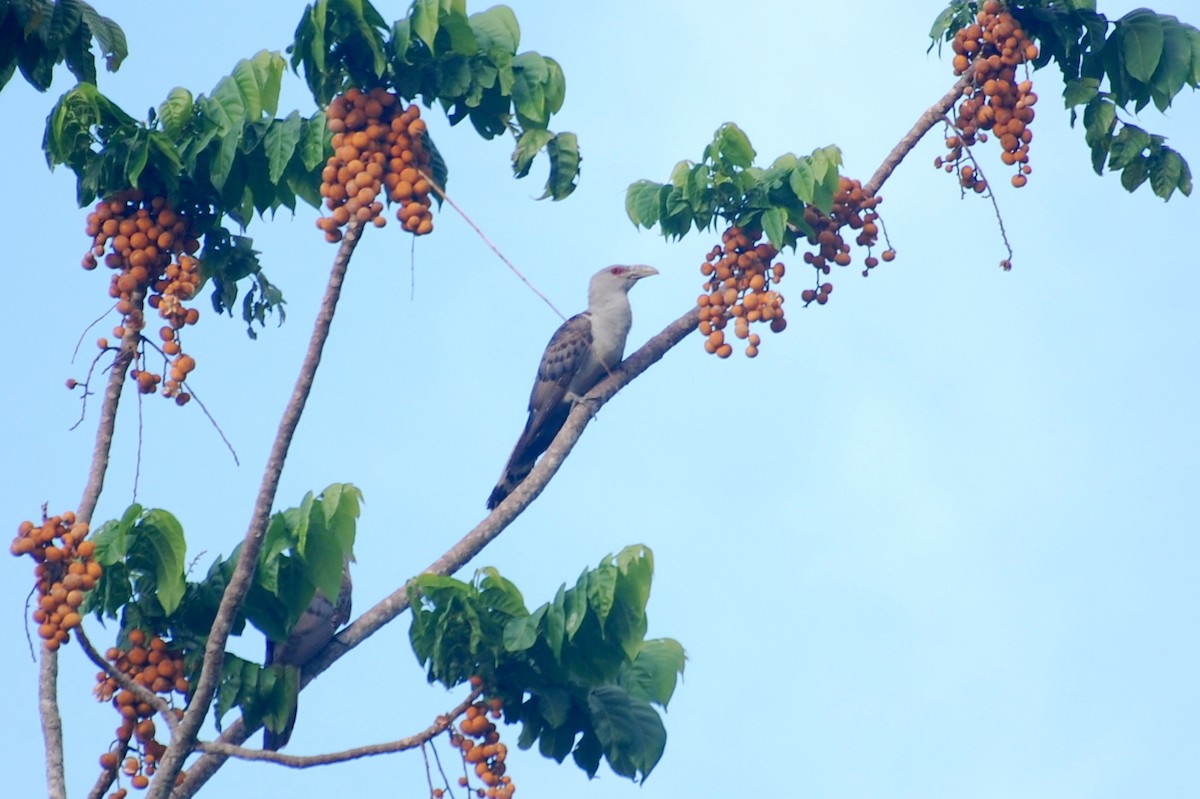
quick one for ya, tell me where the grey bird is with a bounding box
[487,264,658,509]
[262,560,352,751]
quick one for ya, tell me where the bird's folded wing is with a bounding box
[529,312,593,417]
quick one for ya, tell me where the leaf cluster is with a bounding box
[0,0,125,92]
[409,545,686,783]
[82,484,361,734]
[932,1,1198,199]
[43,52,325,331]
[292,0,579,198]
[625,122,843,250]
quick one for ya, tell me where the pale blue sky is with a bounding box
[3,2,1198,798]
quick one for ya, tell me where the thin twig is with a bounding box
[193,688,482,769]
[420,168,566,321]
[182,381,240,465]
[72,304,116,363]
[944,117,1016,267]
[148,220,366,799]
[76,626,178,734]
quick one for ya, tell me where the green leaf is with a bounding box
[503,609,541,652]
[249,49,284,117]
[1149,19,1192,110]
[761,206,787,249]
[586,685,666,782]
[789,159,815,204]
[299,111,329,171]
[411,0,439,50]
[715,123,754,169]
[541,131,579,200]
[619,639,686,707]
[210,75,247,133]
[511,127,552,178]
[134,509,187,616]
[1063,77,1101,107]
[1119,154,1150,192]
[158,87,193,139]
[1149,146,1186,199]
[535,686,571,728]
[587,562,617,627]
[1107,124,1151,169]
[469,5,519,54]
[263,111,302,184]
[625,180,663,228]
[1118,9,1165,83]
[231,57,264,120]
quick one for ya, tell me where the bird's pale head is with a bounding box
[590,264,659,295]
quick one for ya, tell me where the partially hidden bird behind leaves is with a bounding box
[262,558,353,751]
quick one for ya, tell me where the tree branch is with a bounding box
[865,73,969,197]
[43,293,145,799]
[194,687,482,768]
[148,221,365,799]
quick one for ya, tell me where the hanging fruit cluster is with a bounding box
[697,226,787,359]
[317,86,435,242]
[940,0,1038,189]
[801,175,894,288]
[9,510,100,652]
[443,679,514,799]
[82,190,203,405]
[95,629,190,794]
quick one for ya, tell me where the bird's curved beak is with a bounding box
[626,265,659,280]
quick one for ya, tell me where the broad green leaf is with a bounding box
[512,127,552,177]
[790,158,815,203]
[78,4,126,71]
[469,5,519,54]
[541,131,579,200]
[321,482,361,556]
[412,0,439,50]
[587,561,617,627]
[123,132,149,186]
[441,8,478,56]
[1119,153,1150,191]
[478,567,528,617]
[619,639,686,707]
[543,56,565,115]
[761,206,787,250]
[1118,9,1165,83]
[503,608,541,652]
[135,509,187,615]
[263,111,302,183]
[1062,77,1100,107]
[211,75,247,133]
[563,569,588,638]
[543,587,566,661]
[231,57,264,120]
[715,123,754,169]
[535,686,571,728]
[1149,19,1192,110]
[158,87,193,139]
[299,112,329,171]
[625,180,662,228]
[1107,124,1151,169]
[1149,147,1186,199]
[250,49,284,116]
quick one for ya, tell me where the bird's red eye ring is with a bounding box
[609,266,627,275]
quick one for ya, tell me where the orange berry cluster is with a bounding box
[9,511,100,652]
[942,0,1038,188]
[83,190,202,404]
[95,629,189,794]
[801,176,892,284]
[317,86,435,242]
[446,689,514,799]
[697,226,787,359]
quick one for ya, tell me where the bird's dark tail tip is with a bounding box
[486,484,508,510]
